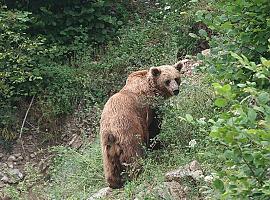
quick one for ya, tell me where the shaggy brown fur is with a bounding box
[100,62,182,188]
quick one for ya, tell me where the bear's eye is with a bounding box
[165,80,170,86]
[175,78,180,84]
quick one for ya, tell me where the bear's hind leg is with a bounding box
[103,134,123,189]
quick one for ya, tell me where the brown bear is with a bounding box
[100,62,183,188]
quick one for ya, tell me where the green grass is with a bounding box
[40,75,216,200]
[3,73,218,200]
[46,141,105,199]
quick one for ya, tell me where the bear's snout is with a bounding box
[173,89,179,95]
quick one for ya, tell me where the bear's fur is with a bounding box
[100,62,183,188]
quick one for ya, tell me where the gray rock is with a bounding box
[13,153,21,158]
[1,175,10,183]
[0,172,4,179]
[165,160,204,182]
[0,181,5,188]
[30,153,35,158]
[0,153,4,159]
[0,162,8,168]
[162,181,187,200]
[87,187,112,200]
[10,169,24,180]
[201,49,211,56]
[7,155,16,162]
[7,162,14,169]
[0,168,24,184]
[17,156,24,161]
[135,181,187,200]
[189,160,201,172]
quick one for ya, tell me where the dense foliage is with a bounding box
[195,0,270,198]
[0,0,199,141]
[0,1,133,139]
[5,0,130,55]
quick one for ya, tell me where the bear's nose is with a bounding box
[173,90,179,95]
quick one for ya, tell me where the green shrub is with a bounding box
[209,56,270,199]
[0,8,47,136]
[160,75,214,148]
[196,0,270,60]
[195,0,270,198]
[5,0,133,62]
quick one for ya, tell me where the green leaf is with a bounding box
[213,179,224,192]
[230,52,242,61]
[247,108,257,122]
[224,150,234,159]
[185,114,194,123]
[214,98,228,107]
[257,92,270,104]
[221,21,232,29]
[188,33,199,39]
[198,29,208,37]
[117,21,123,26]
[261,57,270,68]
[243,152,253,162]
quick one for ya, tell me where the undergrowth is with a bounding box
[4,73,217,200]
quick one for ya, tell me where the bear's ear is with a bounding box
[174,61,183,72]
[150,67,161,77]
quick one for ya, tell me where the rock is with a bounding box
[135,181,187,200]
[0,153,4,159]
[1,175,10,183]
[30,153,35,158]
[0,162,8,168]
[165,160,203,182]
[204,175,214,184]
[0,181,5,188]
[161,181,187,200]
[191,170,203,180]
[201,49,210,56]
[7,155,16,162]
[10,169,24,180]
[87,187,112,200]
[25,155,30,161]
[0,172,4,179]
[165,167,188,182]
[0,168,24,184]
[180,59,202,77]
[134,181,188,200]
[163,161,204,199]
[13,153,22,158]
[189,160,201,172]
[7,162,14,169]
[1,195,12,200]
[17,156,24,161]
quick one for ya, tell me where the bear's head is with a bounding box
[148,61,183,98]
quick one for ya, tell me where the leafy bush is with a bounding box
[209,56,270,199]
[196,0,270,60]
[0,8,47,136]
[4,0,134,63]
[195,0,270,198]
[160,75,214,148]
